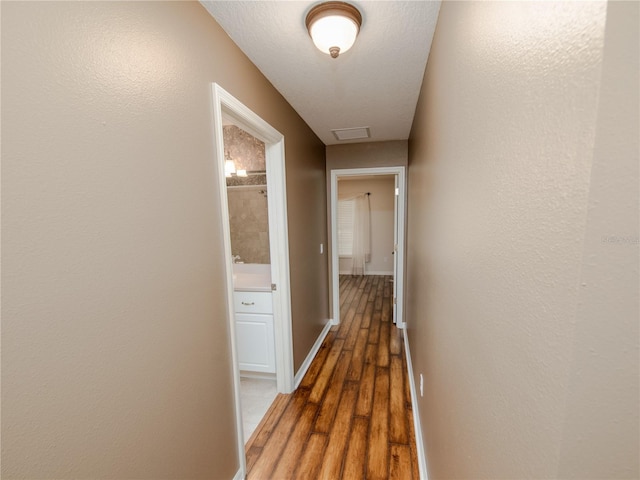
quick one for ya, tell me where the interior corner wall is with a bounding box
[556,2,639,477]
[325,140,408,320]
[1,2,327,478]
[406,1,638,479]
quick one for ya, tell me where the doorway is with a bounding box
[330,167,406,328]
[211,83,294,476]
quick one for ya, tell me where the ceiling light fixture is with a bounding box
[305,1,362,59]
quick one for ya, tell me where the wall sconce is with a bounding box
[225,159,236,177]
[305,1,362,59]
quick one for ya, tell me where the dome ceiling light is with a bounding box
[305,2,362,59]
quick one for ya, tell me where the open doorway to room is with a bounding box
[330,167,406,328]
[221,121,277,443]
[210,83,294,477]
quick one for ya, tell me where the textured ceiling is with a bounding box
[201,1,441,145]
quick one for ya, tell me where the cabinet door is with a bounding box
[235,313,275,373]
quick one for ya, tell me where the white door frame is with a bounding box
[393,174,399,324]
[210,83,294,475]
[330,166,406,328]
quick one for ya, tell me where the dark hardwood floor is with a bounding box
[244,275,419,479]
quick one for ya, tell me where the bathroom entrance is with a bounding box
[223,121,277,441]
[211,83,294,476]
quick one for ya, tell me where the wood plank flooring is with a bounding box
[245,275,419,480]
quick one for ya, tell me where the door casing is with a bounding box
[329,166,407,328]
[210,83,294,477]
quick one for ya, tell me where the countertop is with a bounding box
[232,264,272,292]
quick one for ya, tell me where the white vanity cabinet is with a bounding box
[233,291,275,374]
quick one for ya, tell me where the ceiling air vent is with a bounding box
[331,127,371,141]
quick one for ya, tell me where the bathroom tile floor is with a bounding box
[240,376,278,440]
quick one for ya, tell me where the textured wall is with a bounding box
[556,2,639,477]
[407,1,638,479]
[1,2,327,478]
[326,140,408,171]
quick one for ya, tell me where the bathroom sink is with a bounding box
[232,264,271,292]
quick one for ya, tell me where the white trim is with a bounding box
[265,140,295,395]
[403,328,429,480]
[293,319,333,388]
[330,167,406,328]
[210,83,295,479]
[338,270,394,276]
[232,468,244,480]
[239,371,276,381]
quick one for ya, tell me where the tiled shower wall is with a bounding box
[224,125,270,264]
[227,187,270,264]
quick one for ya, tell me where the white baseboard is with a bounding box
[403,328,429,480]
[239,371,276,380]
[232,467,244,480]
[294,320,333,388]
[338,270,394,275]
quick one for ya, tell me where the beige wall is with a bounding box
[1,2,327,478]
[326,140,408,171]
[337,177,395,275]
[326,140,407,319]
[407,1,638,479]
[557,2,639,477]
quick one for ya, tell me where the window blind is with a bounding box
[338,199,355,256]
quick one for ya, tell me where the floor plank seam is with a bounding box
[245,275,419,479]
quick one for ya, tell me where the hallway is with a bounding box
[245,275,418,479]
[3,2,637,479]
